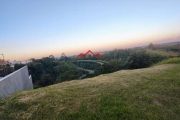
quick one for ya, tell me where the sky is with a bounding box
[1,0,180,61]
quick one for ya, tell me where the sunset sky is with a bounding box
[1,0,180,61]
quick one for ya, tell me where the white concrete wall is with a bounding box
[0,66,33,98]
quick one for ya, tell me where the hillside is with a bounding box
[146,41,180,57]
[146,49,179,57]
[0,58,180,120]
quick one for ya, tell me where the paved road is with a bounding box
[76,60,108,65]
[76,67,94,74]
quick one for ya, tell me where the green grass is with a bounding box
[146,49,179,57]
[156,57,180,65]
[0,62,180,120]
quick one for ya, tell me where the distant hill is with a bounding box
[0,58,180,120]
[145,41,180,57]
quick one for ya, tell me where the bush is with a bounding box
[126,51,152,69]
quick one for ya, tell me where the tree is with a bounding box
[14,63,26,70]
[40,74,54,86]
[127,51,151,69]
[49,55,55,60]
[60,53,68,61]
[148,43,156,49]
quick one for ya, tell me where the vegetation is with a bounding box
[92,49,165,75]
[14,49,166,88]
[14,63,26,71]
[0,64,14,77]
[12,42,179,88]
[156,57,180,65]
[27,57,87,87]
[146,49,179,57]
[157,42,180,52]
[146,42,180,57]
[0,59,180,119]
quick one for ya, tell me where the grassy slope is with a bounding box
[156,57,180,65]
[146,49,179,57]
[0,59,180,120]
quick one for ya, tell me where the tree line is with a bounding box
[75,49,166,76]
[15,56,87,88]
[14,47,168,88]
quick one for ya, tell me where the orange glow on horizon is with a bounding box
[8,35,180,61]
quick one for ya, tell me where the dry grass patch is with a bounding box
[19,91,46,103]
[153,98,162,106]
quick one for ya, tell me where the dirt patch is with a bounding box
[153,99,162,106]
[19,92,46,103]
[120,81,128,87]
